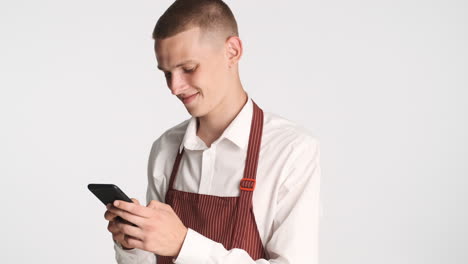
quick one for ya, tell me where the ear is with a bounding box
[225,36,243,68]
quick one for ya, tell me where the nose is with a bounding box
[168,72,187,96]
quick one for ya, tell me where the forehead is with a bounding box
[155,27,208,71]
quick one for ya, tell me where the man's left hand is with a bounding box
[107,199,188,257]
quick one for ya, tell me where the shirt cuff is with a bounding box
[173,228,215,264]
[114,240,155,263]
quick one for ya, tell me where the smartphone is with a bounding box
[88,183,133,205]
[88,183,136,226]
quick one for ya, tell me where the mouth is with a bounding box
[180,92,199,105]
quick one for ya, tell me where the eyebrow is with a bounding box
[157,59,198,71]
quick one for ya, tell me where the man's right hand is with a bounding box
[104,198,140,250]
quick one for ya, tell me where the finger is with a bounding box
[130,198,140,205]
[113,200,151,218]
[124,235,144,251]
[112,230,124,243]
[148,200,173,214]
[113,232,139,250]
[115,221,145,240]
[104,207,118,221]
[108,220,121,234]
[146,199,165,209]
[108,206,145,227]
[108,221,116,233]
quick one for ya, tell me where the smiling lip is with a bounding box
[181,93,199,104]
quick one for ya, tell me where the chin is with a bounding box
[186,107,202,118]
[186,105,210,118]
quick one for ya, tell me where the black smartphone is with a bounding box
[88,183,136,226]
[88,183,133,205]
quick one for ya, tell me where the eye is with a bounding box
[183,66,196,73]
[164,71,172,78]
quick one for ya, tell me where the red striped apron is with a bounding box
[157,101,267,263]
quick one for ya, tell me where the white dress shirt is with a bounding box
[114,97,322,263]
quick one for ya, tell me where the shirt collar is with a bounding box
[178,96,253,153]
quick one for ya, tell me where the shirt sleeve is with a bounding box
[173,137,322,264]
[114,240,156,264]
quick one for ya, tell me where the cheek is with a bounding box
[190,71,202,86]
[195,60,227,98]
[192,68,212,91]
[207,65,226,87]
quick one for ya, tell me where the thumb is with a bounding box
[130,198,140,205]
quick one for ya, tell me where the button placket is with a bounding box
[199,145,216,194]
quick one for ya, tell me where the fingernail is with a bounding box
[114,201,119,207]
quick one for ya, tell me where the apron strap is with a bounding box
[231,100,264,248]
[168,148,184,193]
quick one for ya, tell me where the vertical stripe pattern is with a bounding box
[230,101,265,257]
[157,101,266,263]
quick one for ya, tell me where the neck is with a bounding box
[196,88,248,147]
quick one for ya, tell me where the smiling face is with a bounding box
[155,27,232,117]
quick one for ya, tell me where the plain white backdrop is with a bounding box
[1,0,467,263]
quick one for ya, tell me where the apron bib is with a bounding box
[157,101,266,263]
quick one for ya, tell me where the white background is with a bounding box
[1,0,467,263]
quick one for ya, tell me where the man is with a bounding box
[104,0,321,263]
